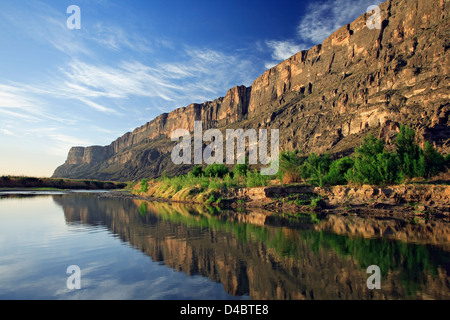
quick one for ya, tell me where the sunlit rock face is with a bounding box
[53,0,450,181]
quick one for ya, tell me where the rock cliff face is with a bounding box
[53,0,450,181]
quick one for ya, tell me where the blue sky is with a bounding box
[0,0,382,177]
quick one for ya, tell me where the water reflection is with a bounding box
[51,194,450,300]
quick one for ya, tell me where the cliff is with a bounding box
[53,0,450,181]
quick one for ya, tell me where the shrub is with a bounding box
[395,125,425,178]
[422,142,446,178]
[139,179,149,193]
[223,173,237,188]
[345,134,401,186]
[278,150,305,183]
[246,170,269,188]
[375,150,402,184]
[200,179,210,191]
[233,163,248,178]
[325,157,354,185]
[192,166,204,177]
[207,177,225,191]
[204,164,229,178]
[304,153,332,187]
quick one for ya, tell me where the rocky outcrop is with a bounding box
[53,0,450,181]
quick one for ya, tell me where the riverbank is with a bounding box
[0,176,127,190]
[100,179,450,222]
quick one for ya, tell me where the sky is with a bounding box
[0,0,383,177]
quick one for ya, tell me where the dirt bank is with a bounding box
[125,181,449,221]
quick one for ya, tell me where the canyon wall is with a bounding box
[53,0,450,181]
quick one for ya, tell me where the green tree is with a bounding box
[422,141,446,178]
[325,157,354,186]
[305,153,332,187]
[345,134,400,185]
[394,125,425,178]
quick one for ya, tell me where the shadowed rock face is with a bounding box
[53,0,450,181]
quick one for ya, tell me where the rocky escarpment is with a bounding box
[53,0,450,181]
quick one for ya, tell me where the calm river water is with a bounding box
[0,192,449,300]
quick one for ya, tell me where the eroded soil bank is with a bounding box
[121,182,449,222]
[228,184,450,220]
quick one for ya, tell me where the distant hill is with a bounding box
[53,0,449,182]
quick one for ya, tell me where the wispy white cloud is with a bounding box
[50,46,255,111]
[90,23,155,53]
[0,2,91,57]
[0,83,81,124]
[264,40,307,69]
[297,0,384,44]
[77,98,120,115]
[57,60,182,103]
[47,133,92,146]
[0,128,14,136]
[264,0,383,69]
[266,40,304,61]
[0,83,48,122]
[0,1,166,59]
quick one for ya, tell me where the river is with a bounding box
[0,191,449,300]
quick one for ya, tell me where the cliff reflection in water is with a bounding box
[53,194,450,300]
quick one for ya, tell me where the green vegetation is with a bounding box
[151,163,270,194]
[246,170,270,188]
[325,157,354,186]
[303,153,333,187]
[134,124,448,204]
[139,179,149,193]
[233,158,249,178]
[0,176,127,190]
[277,150,305,183]
[203,164,229,178]
[276,125,448,187]
[192,165,204,177]
[138,202,148,216]
[345,134,401,185]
